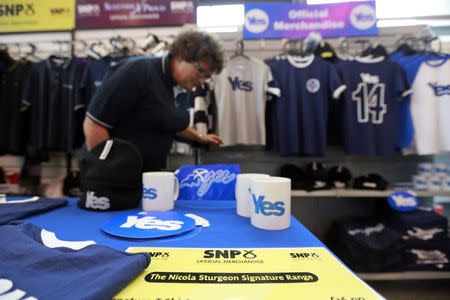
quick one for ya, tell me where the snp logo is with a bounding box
[143,187,157,200]
[228,77,253,92]
[0,3,35,16]
[0,277,37,300]
[428,82,450,96]
[85,191,110,210]
[148,251,170,260]
[352,73,386,124]
[121,215,183,231]
[77,4,100,16]
[170,1,194,12]
[50,8,70,16]
[252,193,285,216]
[203,249,257,259]
[290,252,320,259]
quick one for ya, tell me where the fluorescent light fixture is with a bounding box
[201,26,241,33]
[197,4,244,28]
[307,0,450,19]
[377,19,450,28]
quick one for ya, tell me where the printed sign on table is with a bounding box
[175,164,240,201]
[0,0,75,33]
[76,0,196,29]
[115,247,383,299]
[244,1,378,39]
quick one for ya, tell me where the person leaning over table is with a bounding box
[82,29,224,171]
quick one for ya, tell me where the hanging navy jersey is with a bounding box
[22,56,86,157]
[0,57,32,154]
[336,57,411,155]
[0,221,150,300]
[79,56,126,109]
[267,55,345,156]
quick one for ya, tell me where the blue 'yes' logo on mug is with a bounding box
[143,187,157,200]
[252,193,285,216]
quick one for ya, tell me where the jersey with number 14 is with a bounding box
[336,57,411,155]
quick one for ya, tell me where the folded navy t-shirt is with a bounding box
[0,221,150,300]
[0,197,68,225]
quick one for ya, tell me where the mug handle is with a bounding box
[174,177,179,201]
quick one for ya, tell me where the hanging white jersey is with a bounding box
[213,56,280,146]
[410,59,450,155]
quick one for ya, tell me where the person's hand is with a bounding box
[198,133,223,145]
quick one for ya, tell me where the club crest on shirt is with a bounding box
[360,73,379,84]
[306,78,320,93]
[428,82,450,96]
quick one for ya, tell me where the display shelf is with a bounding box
[358,271,450,281]
[291,189,450,198]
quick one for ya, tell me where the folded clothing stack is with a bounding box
[389,207,450,271]
[327,217,405,272]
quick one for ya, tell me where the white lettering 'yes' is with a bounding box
[0,278,38,300]
[120,216,183,231]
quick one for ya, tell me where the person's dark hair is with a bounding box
[169,29,224,73]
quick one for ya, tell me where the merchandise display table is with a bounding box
[21,197,384,299]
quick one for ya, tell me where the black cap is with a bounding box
[303,162,329,191]
[353,173,388,190]
[327,165,352,189]
[279,164,306,190]
[78,139,143,211]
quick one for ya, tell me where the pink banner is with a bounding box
[76,0,196,29]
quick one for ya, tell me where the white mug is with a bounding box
[434,163,448,177]
[235,173,270,217]
[250,176,291,230]
[428,175,442,191]
[417,163,433,176]
[412,174,428,190]
[441,176,450,191]
[142,172,179,211]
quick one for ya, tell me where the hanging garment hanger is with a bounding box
[141,33,160,52]
[393,35,417,56]
[360,42,388,58]
[23,43,40,62]
[88,41,110,59]
[230,39,249,60]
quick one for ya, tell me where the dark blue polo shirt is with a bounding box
[87,55,189,171]
[0,57,32,155]
[22,56,85,158]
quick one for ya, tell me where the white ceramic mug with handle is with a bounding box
[142,172,179,211]
[235,173,270,217]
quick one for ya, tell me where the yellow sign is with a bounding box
[0,0,75,32]
[115,247,384,300]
